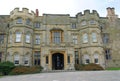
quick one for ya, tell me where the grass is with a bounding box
[106,67,120,70]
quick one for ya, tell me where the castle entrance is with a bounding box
[52,53,64,70]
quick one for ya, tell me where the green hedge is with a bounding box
[10,66,43,75]
[0,61,15,75]
[75,63,104,71]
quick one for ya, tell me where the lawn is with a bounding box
[106,67,120,70]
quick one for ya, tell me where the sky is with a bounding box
[0,0,120,17]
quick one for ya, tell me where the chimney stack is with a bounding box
[36,9,39,16]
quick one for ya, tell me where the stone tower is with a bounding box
[7,8,35,66]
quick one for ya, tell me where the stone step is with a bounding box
[42,70,76,73]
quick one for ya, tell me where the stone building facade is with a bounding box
[0,7,120,70]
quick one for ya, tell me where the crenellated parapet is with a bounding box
[76,9,99,21]
[10,7,35,19]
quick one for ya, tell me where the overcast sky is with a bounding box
[0,0,120,17]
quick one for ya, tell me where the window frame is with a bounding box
[15,31,22,42]
[92,32,97,42]
[83,33,88,43]
[25,32,31,43]
[16,18,22,24]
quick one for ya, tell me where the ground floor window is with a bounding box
[75,51,79,64]
[105,49,111,60]
[46,56,49,64]
[0,52,2,62]
[34,51,40,65]
[14,53,20,65]
[67,55,70,64]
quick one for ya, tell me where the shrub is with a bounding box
[75,63,104,71]
[10,66,43,75]
[83,63,104,71]
[0,61,15,75]
[74,64,85,70]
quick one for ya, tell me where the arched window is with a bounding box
[9,32,12,43]
[89,20,96,24]
[26,32,31,43]
[92,32,97,42]
[83,33,88,43]
[24,54,30,66]
[16,18,22,24]
[26,19,31,25]
[84,54,90,64]
[15,31,21,42]
[94,54,99,64]
[81,21,87,26]
[14,53,20,65]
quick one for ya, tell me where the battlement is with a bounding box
[10,7,35,19]
[76,9,99,17]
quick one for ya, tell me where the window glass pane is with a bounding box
[0,34,4,44]
[26,19,30,25]
[68,56,70,63]
[17,18,22,23]
[46,56,48,64]
[73,36,77,44]
[26,33,30,43]
[92,33,97,42]
[83,33,88,43]
[105,49,111,60]
[103,33,109,44]
[16,32,21,42]
[14,54,19,65]
[81,21,86,26]
[84,55,90,64]
[90,20,95,24]
[54,32,60,44]
[71,23,76,29]
[34,22,40,28]
[34,51,40,65]
[35,35,40,44]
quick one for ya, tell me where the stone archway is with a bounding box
[52,53,64,70]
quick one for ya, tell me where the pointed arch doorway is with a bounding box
[52,53,64,70]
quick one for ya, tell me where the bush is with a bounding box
[83,63,104,71]
[75,63,104,71]
[10,66,43,75]
[0,61,15,75]
[74,64,85,70]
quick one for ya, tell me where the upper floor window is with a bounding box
[89,20,96,24]
[26,33,31,43]
[9,32,12,43]
[92,33,97,42]
[15,32,21,42]
[34,22,40,28]
[105,49,111,60]
[81,21,87,26]
[0,34,4,44]
[72,35,77,44]
[71,23,76,29]
[83,33,88,43]
[35,35,40,44]
[26,19,31,25]
[17,18,22,24]
[103,33,109,44]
